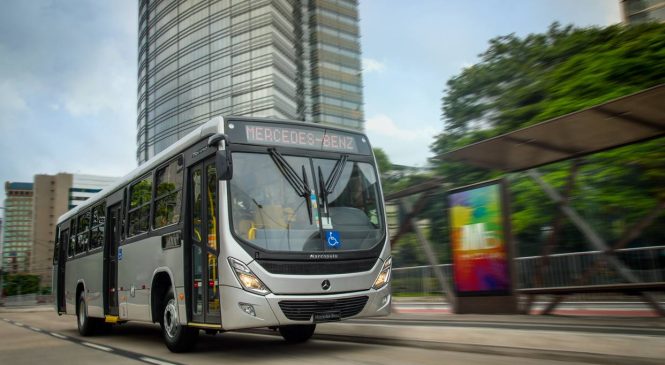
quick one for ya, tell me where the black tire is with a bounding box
[77,291,97,336]
[279,324,316,343]
[161,288,198,352]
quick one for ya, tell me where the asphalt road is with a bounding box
[0,310,662,365]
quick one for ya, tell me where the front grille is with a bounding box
[278,296,369,321]
[257,258,377,275]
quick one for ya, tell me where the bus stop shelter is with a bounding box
[440,84,665,315]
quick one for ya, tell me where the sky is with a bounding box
[0,0,621,215]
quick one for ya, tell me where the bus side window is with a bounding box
[128,175,153,236]
[154,156,183,229]
[69,219,77,258]
[90,203,105,250]
[78,211,91,254]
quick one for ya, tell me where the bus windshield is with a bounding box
[229,151,383,252]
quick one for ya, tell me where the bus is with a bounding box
[52,116,391,352]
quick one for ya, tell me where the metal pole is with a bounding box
[411,218,456,308]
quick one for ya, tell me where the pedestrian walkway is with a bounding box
[392,298,662,317]
[315,311,665,364]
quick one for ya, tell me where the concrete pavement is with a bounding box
[1,305,664,364]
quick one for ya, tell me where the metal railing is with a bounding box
[392,245,665,298]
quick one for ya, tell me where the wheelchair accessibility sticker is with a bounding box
[326,230,341,249]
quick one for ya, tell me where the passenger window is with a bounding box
[67,219,76,257]
[77,211,90,253]
[154,156,183,229]
[129,175,152,236]
[90,203,106,249]
[68,219,77,257]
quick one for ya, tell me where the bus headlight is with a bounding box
[229,257,271,296]
[372,257,392,290]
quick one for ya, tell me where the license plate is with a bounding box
[313,311,341,323]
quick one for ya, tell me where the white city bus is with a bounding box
[53,116,391,352]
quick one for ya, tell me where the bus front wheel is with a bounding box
[278,324,316,343]
[161,288,198,352]
[77,291,96,336]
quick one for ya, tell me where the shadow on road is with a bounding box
[63,321,367,357]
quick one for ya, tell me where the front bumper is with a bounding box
[219,284,391,330]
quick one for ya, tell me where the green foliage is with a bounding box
[434,22,665,254]
[392,233,427,267]
[440,23,665,139]
[2,274,41,296]
[130,178,152,208]
[373,148,392,178]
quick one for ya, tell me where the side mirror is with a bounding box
[216,149,233,180]
[209,133,233,180]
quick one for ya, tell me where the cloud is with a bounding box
[0,0,137,203]
[62,40,135,118]
[365,114,437,166]
[0,80,28,114]
[362,57,386,73]
[366,114,437,142]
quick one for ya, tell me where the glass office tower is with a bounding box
[621,0,665,24]
[137,0,363,163]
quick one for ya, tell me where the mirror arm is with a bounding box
[208,133,229,148]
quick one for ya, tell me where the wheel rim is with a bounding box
[163,299,179,339]
[78,297,86,328]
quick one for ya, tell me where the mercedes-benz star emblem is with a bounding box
[321,280,331,290]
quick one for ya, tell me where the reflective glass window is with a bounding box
[154,156,184,229]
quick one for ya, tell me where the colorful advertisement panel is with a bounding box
[449,181,511,295]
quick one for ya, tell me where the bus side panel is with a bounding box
[63,253,104,318]
[117,236,184,322]
[79,252,104,318]
[64,258,78,315]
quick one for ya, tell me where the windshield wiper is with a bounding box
[268,148,313,224]
[318,154,348,214]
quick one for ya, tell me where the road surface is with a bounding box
[0,308,663,365]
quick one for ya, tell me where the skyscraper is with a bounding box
[2,182,34,274]
[137,0,364,163]
[30,173,117,286]
[621,0,665,24]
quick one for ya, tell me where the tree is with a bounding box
[373,148,392,179]
[433,22,665,253]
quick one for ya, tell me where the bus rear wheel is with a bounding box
[278,324,316,343]
[161,288,198,352]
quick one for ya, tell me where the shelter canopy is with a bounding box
[440,84,665,172]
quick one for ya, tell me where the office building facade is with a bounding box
[621,0,665,24]
[137,0,364,163]
[30,174,72,284]
[2,182,34,274]
[69,174,118,209]
[31,173,117,285]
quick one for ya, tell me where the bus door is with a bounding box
[188,158,221,324]
[104,203,121,317]
[56,228,68,313]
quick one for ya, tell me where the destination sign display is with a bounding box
[227,121,370,154]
